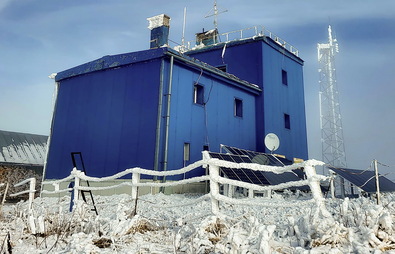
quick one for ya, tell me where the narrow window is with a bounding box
[284,113,291,129]
[183,143,190,162]
[234,98,243,117]
[282,69,288,86]
[194,84,204,105]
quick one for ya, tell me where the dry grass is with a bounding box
[125,218,159,235]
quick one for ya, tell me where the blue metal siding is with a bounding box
[186,42,263,86]
[166,63,257,179]
[45,60,161,179]
[188,39,308,160]
[261,43,308,160]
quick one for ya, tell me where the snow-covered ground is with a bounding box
[1,191,395,253]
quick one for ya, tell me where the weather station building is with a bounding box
[43,14,308,194]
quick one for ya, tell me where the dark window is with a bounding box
[194,84,204,105]
[284,113,291,129]
[234,98,243,117]
[216,65,227,72]
[203,145,209,151]
[282,69,288,86]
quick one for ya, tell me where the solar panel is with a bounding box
[329,167,395,193]
[208,152,269,185]
[221,145,293,166]
[217,145,308,188]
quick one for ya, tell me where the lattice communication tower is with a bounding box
[317,25,347,171]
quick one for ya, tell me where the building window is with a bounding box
[183,142,190,162]
[234,98,243,117]
[282,69,288,86]
[284,113,291,129]
[194,84,204,105]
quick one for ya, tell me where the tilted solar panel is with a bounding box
[329,167,395,193]
[208,152,269,185]
[217,145,307,188]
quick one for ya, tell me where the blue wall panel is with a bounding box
[188,38,308,160]
[166,62,257,179]
[261,43,308,160]
[45,60,161,179]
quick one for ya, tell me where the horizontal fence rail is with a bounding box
[9,177,36,211]
[41,151,328,216]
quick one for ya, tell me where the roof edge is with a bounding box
[55,47,168,82]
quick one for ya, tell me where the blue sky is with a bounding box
[1,0,394,177]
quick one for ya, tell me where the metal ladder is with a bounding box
[71,152,98,215]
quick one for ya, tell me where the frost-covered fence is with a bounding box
[206,156,328,216]
[10,177,36,212]
[41,151,328,216]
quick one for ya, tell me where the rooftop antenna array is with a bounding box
[318,25,347,197]
[205,0,228,31]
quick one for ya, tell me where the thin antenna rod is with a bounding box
[182,7,187,47]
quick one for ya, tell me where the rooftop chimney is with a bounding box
[147,14,171,49]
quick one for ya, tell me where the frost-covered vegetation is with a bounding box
[1,191,395,253]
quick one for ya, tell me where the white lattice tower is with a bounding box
[318,25,348,196]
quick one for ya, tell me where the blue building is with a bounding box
[43,15,308,182]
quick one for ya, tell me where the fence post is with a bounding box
[304,161,331,217]
[329,170,336,199]
[73,169,80,211]
[209,164,220,215]
[28,178,36,211]
[131,172,140,200]
[304,163,323,200]
[374,159,381,205]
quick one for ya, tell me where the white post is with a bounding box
[28,178,36,212]
[1,182,9,205]
[73,172,80,205]
[304,161,331,217]
[223,183,229,196]
[248,188,254,198]
[304,164,323,200]
[209,165,220,215]
[330,177,335,199]
[228,185,234,198]
[329,170,336,199]
[374,159,381,205]
[131,172,140,200]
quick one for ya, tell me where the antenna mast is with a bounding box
[318,25,347,196]
[205,0,228,30]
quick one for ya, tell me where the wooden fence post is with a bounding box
[131,172,140,200]
[28,178,36,212]
[304,162,331,217]
[73,170,80,211]
[304,163,323,200]
[209,164,220,215]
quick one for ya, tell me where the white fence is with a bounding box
[40,151,328,216]
[9,177,36,211]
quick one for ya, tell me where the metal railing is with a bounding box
[173,25,299,57]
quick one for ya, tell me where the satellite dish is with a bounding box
[264,133,280,153]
